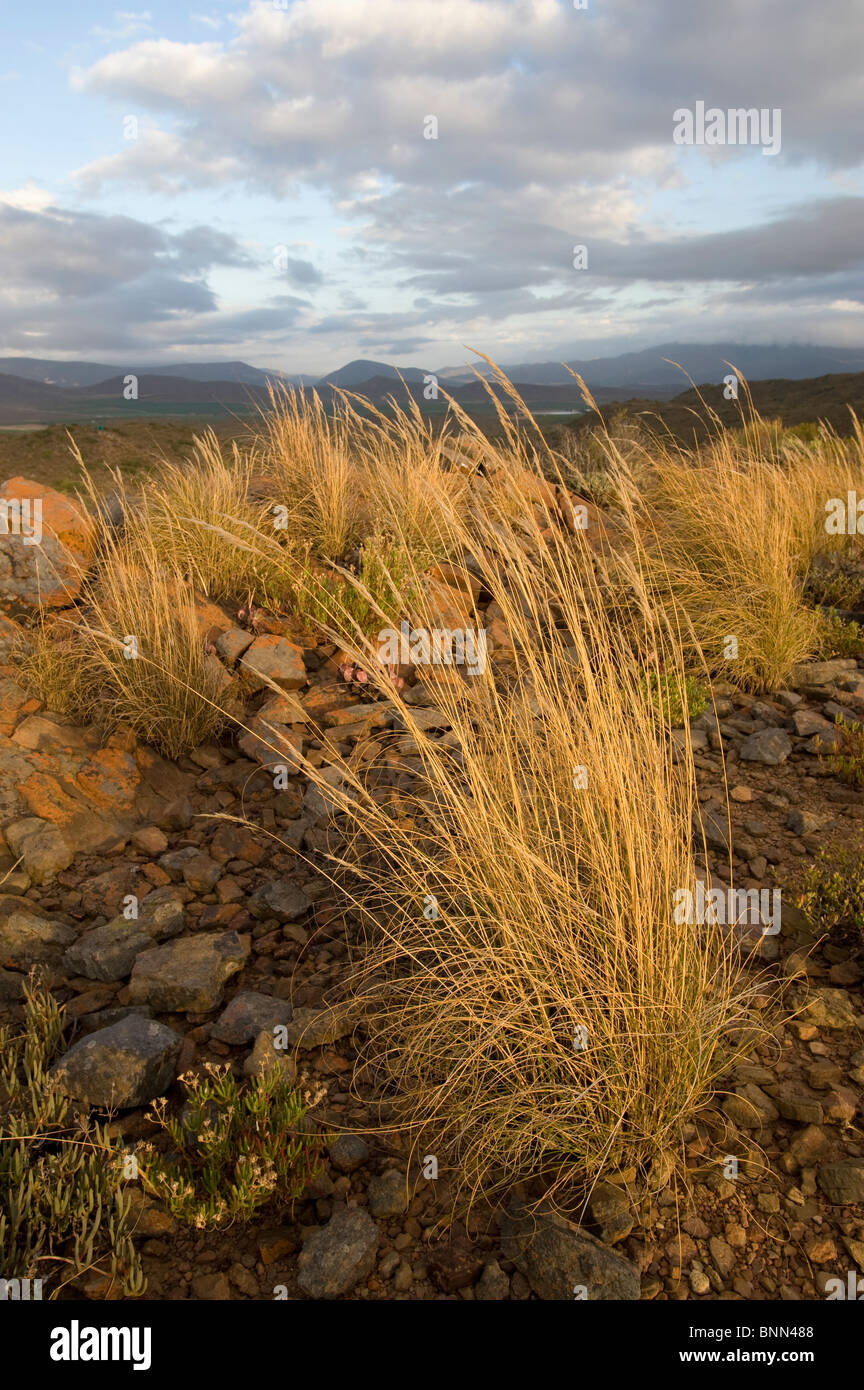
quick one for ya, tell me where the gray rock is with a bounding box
[50,1014,182,1108]
[181,852,223,892]
[800,987,858,1030]
[475,1259,511,1300]
[248,879,310,923]
[770,1082,824,1126]
[136,886,186,937]
[64,918,152,982]
[283,1004,357,1049]
[0,908,75,969]
[328,1134,370,1174]
[243,1028,297,1082]
[587,1181,634,1244]
[721,1083,779,1128]
[210,991,294,1044]
[500,1198,640,1300]
[240,636,306,692]
[786,808,825,835]
[693,804,729,852]
[790,658,858,688]
[817,1161,864,1205]
[792,709,834,738]
[4,817,73,885]
[296,1205,379,1298]
[158,846,200,881]
[128,930,249,1013]
[367,1169,407,1219]
[64,887,186,982]
[739,729,793,765]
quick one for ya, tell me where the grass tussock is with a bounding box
[222,385,760,1201]
[638,431,825,691]
[20,459,231,757]
[146,429,285,602]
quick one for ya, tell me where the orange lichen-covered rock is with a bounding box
[0,477,94,613]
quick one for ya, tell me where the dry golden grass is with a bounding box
[636,429,821,691]
[146,429,284,602]
[218,385,760,1201]
[20,461,231,756]
[257,386,366,560]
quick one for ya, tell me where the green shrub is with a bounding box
[288,532,418,641]
[828,715,864,788]
[800,850,864,941]
[815,608,864,659]
[640,671,707,728]
[139,1063,325,1230]
[0,976,145,1297]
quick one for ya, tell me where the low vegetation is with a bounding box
[138,1064,325,1230]
[0,976,145,1298]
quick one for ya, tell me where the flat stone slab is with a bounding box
[240,635,306,691]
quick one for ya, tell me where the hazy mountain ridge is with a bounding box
[0,343,863,426]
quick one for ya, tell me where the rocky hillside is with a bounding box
[2,397,864,1303]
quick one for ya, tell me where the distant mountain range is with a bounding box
[0,343,863,425]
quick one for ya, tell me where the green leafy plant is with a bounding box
[0,975,145,1297]
[829,715,864,788]
[800,849,864,942]
[138,1063,325,1230]
[640,671,707,728]
[815,608,864,659]
[288,532,418,640]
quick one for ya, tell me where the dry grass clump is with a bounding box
[146,430,285,602]
[258,386,366,560]
[20,463,230,757]
[229,386,758,1201]
[630,392,864,692]
[639,430,823,691]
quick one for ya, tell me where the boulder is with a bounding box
[0,477,93,614]
[211,991,294,1045]
[128,930,249,1013]
[296,1205,379,1299]
[50,1014,182,1109]
[500,1197,640,1300]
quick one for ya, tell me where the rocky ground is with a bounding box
[1,478,864,1302]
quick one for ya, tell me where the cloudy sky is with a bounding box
[1,0,863,373]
